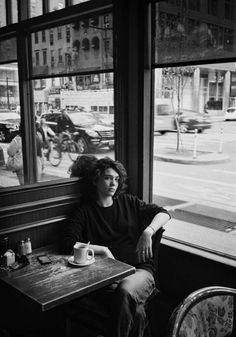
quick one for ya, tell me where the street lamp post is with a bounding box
[6,77,10,110]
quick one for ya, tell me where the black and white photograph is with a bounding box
[0,1,235,337]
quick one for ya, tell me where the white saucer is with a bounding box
[68,256,95,267]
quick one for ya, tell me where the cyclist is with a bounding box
[38,117,56,161]
[57,109,73,143]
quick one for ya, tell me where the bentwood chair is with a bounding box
[65,227,165,337]
[166,286,236,337]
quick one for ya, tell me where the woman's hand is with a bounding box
[103,247,115,259]
[136,228,153,263]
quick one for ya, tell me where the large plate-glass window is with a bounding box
[152,1,236,252]
[0,63,21,187]
[155,1,236,64]
[31,12,114,183]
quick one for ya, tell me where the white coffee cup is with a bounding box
[73,243,94,264]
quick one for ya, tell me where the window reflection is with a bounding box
[33,73,114,183]
[31,13,113,76]
[155,1,236,64]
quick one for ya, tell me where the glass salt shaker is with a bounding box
[24,238,32,255]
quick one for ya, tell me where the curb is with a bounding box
[154,152,230,165]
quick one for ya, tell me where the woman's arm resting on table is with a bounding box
[90,244,115,259]
[136,212,170,263]
[75,242,115,259]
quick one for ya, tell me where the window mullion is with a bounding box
[17,30,38,184]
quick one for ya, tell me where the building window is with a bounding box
[51,50,54,68]
[58,48,63,63]
[35,51,40,66]
[43,49,47,65]
[82,38,90,50]
[66,26,71,43]
[42,30,46,42]
[35,32,39,44]
[91,36,99,50]
[72,40,80,52]
[50,29,54,46]
[57,26,62,40]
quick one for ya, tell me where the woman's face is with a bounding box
[94,168,120,199]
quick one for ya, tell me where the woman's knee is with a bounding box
[117,271,155,305]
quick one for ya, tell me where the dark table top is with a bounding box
[0,246,135,311]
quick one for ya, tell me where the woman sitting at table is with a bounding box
[63,155,171,337]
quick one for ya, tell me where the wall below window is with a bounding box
[148,242,236,337]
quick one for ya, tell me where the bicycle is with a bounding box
[48,131,79,167]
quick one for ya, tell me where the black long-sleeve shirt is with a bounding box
[63,194,170,274]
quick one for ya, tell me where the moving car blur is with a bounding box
[154,100,212,134]
[176,109,212,133]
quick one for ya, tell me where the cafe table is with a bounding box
[0,245,136,312]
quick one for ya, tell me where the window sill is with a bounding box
[162,219,236,268]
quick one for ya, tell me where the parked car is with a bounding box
[41,111,114,153]
[224,107,236,121]
[0,111,20,142]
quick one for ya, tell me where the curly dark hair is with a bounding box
[69,155,98,179]
[69,155,127,200]
[94,157,127,197]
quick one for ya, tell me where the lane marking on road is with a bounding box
[212,169,236,175]
[157,171,236,188]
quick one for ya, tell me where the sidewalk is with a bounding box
[154,149,230,165]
